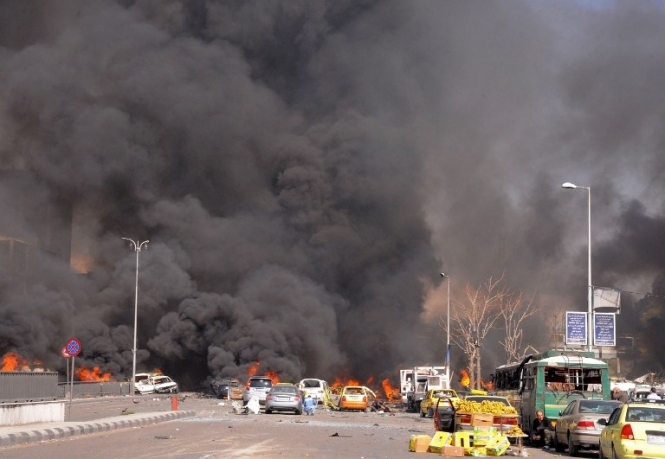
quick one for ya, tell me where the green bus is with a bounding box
[492,349,611,434]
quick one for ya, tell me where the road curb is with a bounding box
[0,410,196,448]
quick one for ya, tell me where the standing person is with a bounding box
[303,395,316,415]
[647,387,661,400]
[531,410,554,450]
[612,387,629,403]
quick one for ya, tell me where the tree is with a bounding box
[499,292,543,364]
[443,276,505,390]
[545,304,566,349]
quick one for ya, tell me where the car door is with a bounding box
[556,401,576,442]
[600,406,622,453]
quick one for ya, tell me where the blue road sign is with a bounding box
[566,311,587,346]
[65,338,82,357]
[594,313,616,346]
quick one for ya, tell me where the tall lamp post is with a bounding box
[562,182,593,353]
[440,272,451,389]
[122,238,149,394]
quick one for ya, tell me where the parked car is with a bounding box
[297,378,329,403]
[598,399,665,459]
[243,376,273,406]
[553,399,621,455]
[134,372,163,395]
[420,389,459,418]
[433,397,456,433]
[151,375,179,394]
[339,385,370,411]
[265,383,303,415]
[210,378,242,399]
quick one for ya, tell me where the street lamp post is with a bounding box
[562,182,593,353]
[122,238,149,394]
[440,273,451,389]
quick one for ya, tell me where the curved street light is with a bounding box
[122,238,149,394]
[562,182,592,353]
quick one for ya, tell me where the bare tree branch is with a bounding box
[498,291,543,364]
[441,276,505,390]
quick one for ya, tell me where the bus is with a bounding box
[492,349,611,434]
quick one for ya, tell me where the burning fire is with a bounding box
[76,366,112,382]
[331,376,361,387]
[1,352,29,371]
[460,369,470,389]
[246,361,260,377]
[382,378,401,400]
[265,370,280,384]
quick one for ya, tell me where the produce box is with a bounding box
[441,445,465,457]
[485,435,511,456]
[429,431,453,453]
[409,434,432,453]
[471,413,494,427]
[453,431,473,448]
[472,426,498,446]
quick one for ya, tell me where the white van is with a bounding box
[297,378,329,404]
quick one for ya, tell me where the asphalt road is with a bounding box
[0,394,588,459]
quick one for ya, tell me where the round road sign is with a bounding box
[65,338,82,357]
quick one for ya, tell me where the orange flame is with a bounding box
[76,366,112,382]
[382,378,401,400]
[460,369,470,389]
[1,352,29,371]
[265,370,280,384]
[331,376,361,387]
[246,361,260,377]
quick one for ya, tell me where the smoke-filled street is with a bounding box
[0,0,664,388]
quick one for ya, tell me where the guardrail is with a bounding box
[58,381,132,397]
[0,371,60,403]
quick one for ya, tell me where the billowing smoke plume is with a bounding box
[0,1,664,386]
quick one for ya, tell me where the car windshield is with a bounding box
[250,379,272,387]
[626,407,665,422]
[345,387,364,395]
[302,380,322,388]
[579,400,619,414]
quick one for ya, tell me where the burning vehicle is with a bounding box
[135,373,179,395]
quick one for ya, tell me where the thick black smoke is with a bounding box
[0,1,664,386]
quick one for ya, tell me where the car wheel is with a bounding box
[265,408,272,414]
[568,433,579,456]
[427,408,434,418]
[295,409,302,415]
[554,430,565,453]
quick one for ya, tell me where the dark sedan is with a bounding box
[433,397,456,433]
[210,378,241,399]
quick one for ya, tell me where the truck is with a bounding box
[401,365,448,413]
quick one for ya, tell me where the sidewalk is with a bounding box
[0,409,196,448]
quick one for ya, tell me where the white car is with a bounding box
[152,375,179,394]
[297,378,329,404]
[134,374,178,394]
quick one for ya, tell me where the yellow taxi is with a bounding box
[420,388,459,418]
[599,399,665,459]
